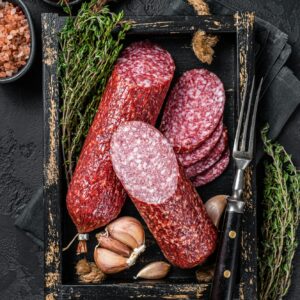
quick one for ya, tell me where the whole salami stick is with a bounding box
[110,121,218,268]
[66,41,175,254]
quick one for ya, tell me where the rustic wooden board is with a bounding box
[43,13,256,299]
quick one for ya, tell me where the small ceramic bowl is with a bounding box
[0,0,36,84]
[42,0,83,7]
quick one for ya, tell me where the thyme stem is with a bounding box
[259,125,300,300]
[59,0,131,183]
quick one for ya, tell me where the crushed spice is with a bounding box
[0,1,31,78]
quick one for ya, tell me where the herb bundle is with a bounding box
[59,0,131,183]
[259,126,300,300]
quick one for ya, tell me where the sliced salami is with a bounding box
[178,120,223,167]
[110,121,217,268]
[191,148,230,187]
[160,69,225,153]
[67,41,175,236]
[185,128,228,178]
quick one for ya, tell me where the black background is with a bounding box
[0,0,299,299]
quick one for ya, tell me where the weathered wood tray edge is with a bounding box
[42,13,256,300]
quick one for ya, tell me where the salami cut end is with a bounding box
[160,68,225,153]
[118,41,175,88]
[178,119,224,167]
[110,121,179,204]
[191,148,230,187]
[185,127,228,178]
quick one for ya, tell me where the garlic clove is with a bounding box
[96,232,132,258]
[107,216,145,249]
[205,195,228,227]
[134,261,171,280]
[94,247,129,274]
[109,230,139,250]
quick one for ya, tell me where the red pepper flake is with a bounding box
[0,1,31,79]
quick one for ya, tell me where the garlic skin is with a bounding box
[135,261,171,280]
[94,216,146,274]
[94,247,129,274]
[205,195,228,227]
[107,216,145,249]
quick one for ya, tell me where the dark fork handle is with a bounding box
[210,200,244,300]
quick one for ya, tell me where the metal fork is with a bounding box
[210,77,263,300]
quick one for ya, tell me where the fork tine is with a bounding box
[233,77,249,153]
[240,76,255,151]
[248,78,263,155]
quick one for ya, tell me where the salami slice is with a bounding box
[67,42,175,239]
[110,121,217,268]
[185,128,228,178]
[178,119,223,167]
[160,69,225,153]
[191,148,230,187]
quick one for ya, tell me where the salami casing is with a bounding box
[160,69,225,153]
[185,128,228,178]
[67,42,175,238]
[110,121,217,268]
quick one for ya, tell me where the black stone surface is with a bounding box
[0,0,299,299]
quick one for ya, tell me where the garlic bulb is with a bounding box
[94,216,146,274]
[107,216,145,249]
[135,261,171,280]
[205,195,228,227]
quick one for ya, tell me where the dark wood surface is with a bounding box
[0,1,299,299]
[43,13,255,299]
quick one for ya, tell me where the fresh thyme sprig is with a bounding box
[259,125,300,300]
[59,0,131,183]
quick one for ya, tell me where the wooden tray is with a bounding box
[42,13,257,299]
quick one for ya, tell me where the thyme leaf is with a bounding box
[59,0,131,183]
[259,125,300,300]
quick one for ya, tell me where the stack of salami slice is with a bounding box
[160,69,230,187]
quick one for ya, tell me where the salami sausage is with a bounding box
[110,121,217,268]
[191,148,230,187]
[160,69,225,153]
[185,128,228,178]
[67,42,175,240]
[178,119,223,167]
